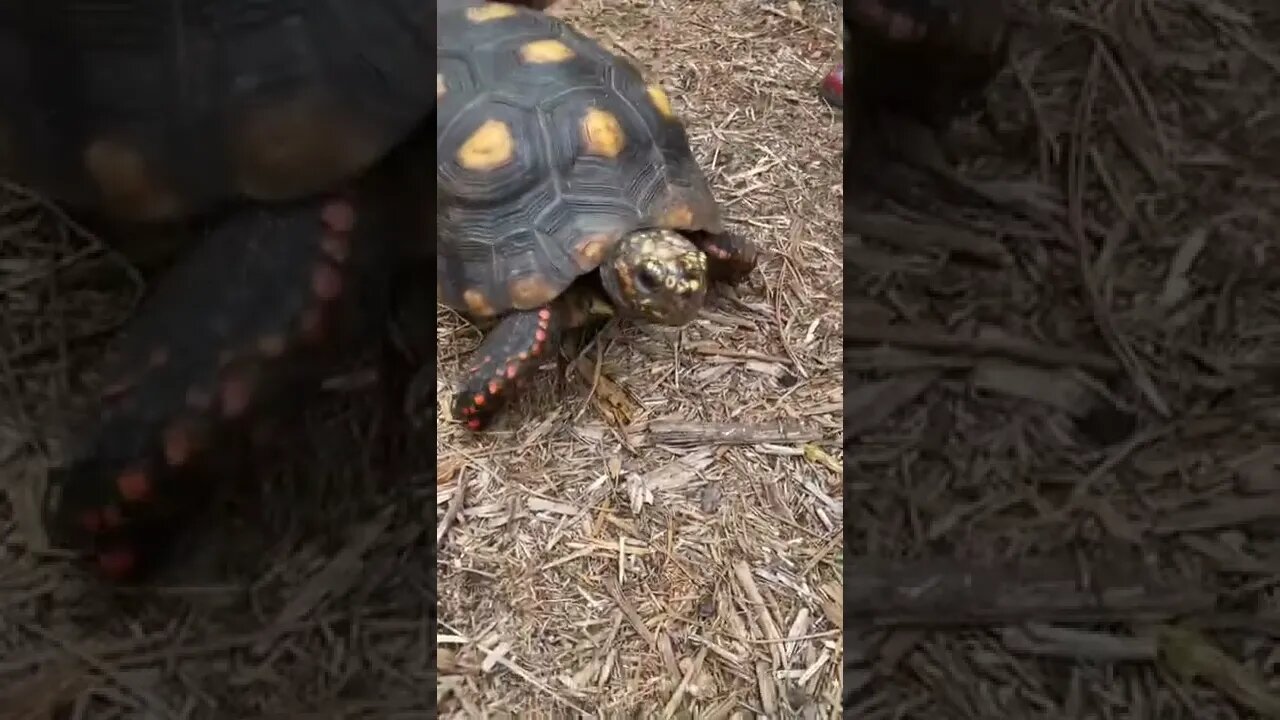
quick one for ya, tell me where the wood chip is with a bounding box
[1153,494,1280,535]
[845,558,1215,625]
[626,448,715,512]
[844,370,940,438]
[1159,625,1280,718]
[574,354,641,426]
[648,420,821,446]
[1001,623,1157,661]
[253,507,393,655]
[845,321,1122,374]
[969,360,1100,416]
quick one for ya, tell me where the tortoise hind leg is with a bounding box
[44,193,394,582]
[455,289,610,431]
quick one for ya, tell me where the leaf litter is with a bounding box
[845,0,1280,717]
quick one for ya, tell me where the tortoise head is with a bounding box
[599,228,708,326]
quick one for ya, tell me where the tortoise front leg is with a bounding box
[688,230,759,284]
[44,193,394,582]
[455,289,609,430]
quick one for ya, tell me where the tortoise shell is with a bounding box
[0,1,433,223]
[435,2,723,320]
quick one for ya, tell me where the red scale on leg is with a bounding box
[321,199,356,233]
[299,307,325,342]
[117,469,151,503]
[101,379,132,401]
[165,430,190,466]
[100,506,123,529]
[312,263,344,300]
[98,547,137,580]
[80,510,103,533]
[220,373,254,419]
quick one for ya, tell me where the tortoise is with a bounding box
[436,3,759,431]
[0,0,559,582]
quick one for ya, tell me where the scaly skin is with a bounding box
[44,190,395,581]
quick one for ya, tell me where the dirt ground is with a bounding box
[0,0,843,719]
[435,0,843,716]
[846,0,1280,718]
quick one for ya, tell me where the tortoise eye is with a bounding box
[635,267,659,291]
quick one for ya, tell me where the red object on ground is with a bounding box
[820,63,844,108]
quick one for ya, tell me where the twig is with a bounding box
[688,342,792,364]
[438,621,592,716]
[0,663,92,720]
[437,467,468,547]
[844,371,940,438]
[0,614,349,676]
[12,619,175,718]
[1000,623,1157,661]
[1159,625,1280,718]
[844,321,1122,374]
[252,507,394,655]
[845,558,1215,625]
[1153,494,1280,535]
[647,421,821,446]
[602,575,658,647]
[845,210,1013,267]
[661,646,709,719]
[733,561,784,666]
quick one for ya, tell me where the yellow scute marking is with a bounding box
[509,275,559,308]
[457,119,515,171]
[646,84,675,119]
[520,39,575,64]
[463,289,496,317]
[83,139,183,220]
[662,203,695,228]
[581,108,625,158]
[465,4,519,22]
[572,233,613,270]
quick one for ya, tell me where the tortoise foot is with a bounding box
[454,306,566,431]
[820,64,844,109]
[44,194,394,581]
[454,289,612,431]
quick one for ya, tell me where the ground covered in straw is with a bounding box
[436,0,844,716]
[846,1,1280,718]
[0,0,844,718]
